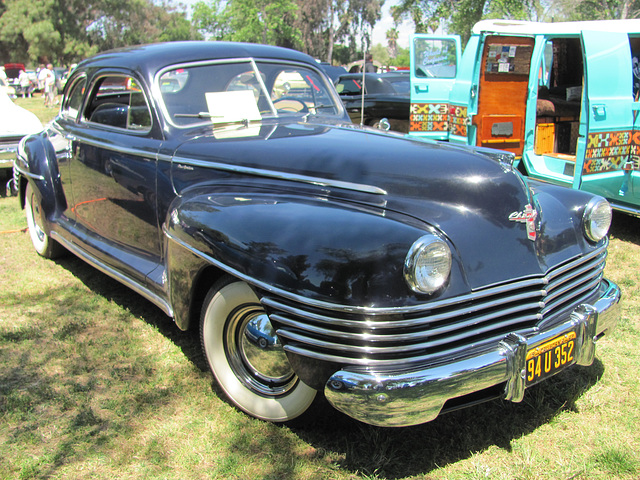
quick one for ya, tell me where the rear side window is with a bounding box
[84,75,152,131]
[62,76,87,119]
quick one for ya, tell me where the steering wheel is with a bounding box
[273,97,309,114]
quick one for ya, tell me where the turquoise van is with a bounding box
[410,20,640,215]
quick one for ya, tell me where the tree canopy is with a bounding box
[392,0,640,44]
[191,0,384,64]
[0,0,200,65]
[1,0,638,69]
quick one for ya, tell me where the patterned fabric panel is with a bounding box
[448,105,468,137]
[584,130,640,174]
[410,103,449,133]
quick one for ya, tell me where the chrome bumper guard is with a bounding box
[324,279,621,427]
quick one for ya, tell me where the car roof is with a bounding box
[77,41,318,76]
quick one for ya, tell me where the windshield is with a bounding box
[158,59,342,127]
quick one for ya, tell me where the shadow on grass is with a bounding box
[53,253,208,373]
[53,250,607,479]
[610,211,640,244]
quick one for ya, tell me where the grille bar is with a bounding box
[265,245,607,366]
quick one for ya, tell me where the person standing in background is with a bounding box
[18,69,32,98]
[41,64,55,107]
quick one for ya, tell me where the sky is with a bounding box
[176,0,414,50]
[371,1,413,49]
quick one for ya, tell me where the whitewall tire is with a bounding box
[25,182,64,259]
[200,277,316,422]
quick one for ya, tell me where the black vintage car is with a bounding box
[15,41,620,427]
[335,72,411,133]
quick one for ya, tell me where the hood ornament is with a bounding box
[509,204,537,241]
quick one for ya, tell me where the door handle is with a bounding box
[414,85,429,93]
[592,104,606,118]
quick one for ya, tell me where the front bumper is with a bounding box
[324,278,620,427]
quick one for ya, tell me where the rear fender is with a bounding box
[164,190,436,328]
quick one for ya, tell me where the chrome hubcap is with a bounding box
[225,304,296,397]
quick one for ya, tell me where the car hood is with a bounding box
[0,92,43,138]
[172,120,588,290]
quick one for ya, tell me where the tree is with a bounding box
[0,0,200,65]
[386,27,399,58]
[392,0,543,42]
[192,0,301,48]
[547,0,640,20]
[193,0,384,65]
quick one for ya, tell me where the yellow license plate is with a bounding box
[525,331,576,386]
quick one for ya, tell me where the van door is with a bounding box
[577,30,639,210]
[410,35,461,140]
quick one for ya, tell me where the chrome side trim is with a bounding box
[171,156,387,196]
[66,137,157,159]
[51,232,173,318]
[13,161,45,181]
[324,283,620,427]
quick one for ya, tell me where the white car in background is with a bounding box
[0,90,43,195]
[0,76,16,97]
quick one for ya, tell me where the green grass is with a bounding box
[1,102,640,478]
[14,94,61,125]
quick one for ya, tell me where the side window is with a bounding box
[413,38,458,78]
[84,75,152,131]
[62,76,86,119]
[630,35,640,100]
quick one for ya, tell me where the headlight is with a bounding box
[404,235,452,295]
[583,197,612,243]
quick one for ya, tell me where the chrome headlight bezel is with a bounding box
[583,197,612,243]
[404,235,452,295]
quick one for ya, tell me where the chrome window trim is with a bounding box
[83,73,153,134]
[61,73,88,122]
[171,156,387,196]
[153,57,346,129]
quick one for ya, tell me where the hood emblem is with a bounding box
[509,204,537,241]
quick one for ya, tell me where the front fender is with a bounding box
[164,190,446,327]
[16,127,67,220]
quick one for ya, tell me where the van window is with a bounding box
[413,38,458,78]
[631,36,640,99]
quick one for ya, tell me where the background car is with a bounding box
[0,90,43,195]
[0,76,16,97]
[335,72,410,132]
[15,41,620,428]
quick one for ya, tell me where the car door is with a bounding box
[409,35,461,140]
[67,73,162,283]
[576,30,640,209]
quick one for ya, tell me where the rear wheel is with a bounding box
[200,276,316,422]
[25,182,65,259]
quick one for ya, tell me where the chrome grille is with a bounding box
[262,245,607,367]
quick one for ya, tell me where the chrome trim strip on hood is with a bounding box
[172,156,388,196]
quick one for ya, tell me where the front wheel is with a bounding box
[25,182,65,259]
[200,277,316,422]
